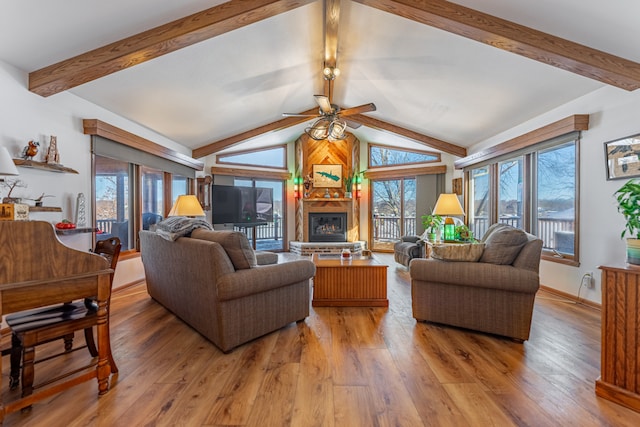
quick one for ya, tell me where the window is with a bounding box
[369,144,440,168]
[371,177,416,251]
[535,142,576,256]
[468,166,491,238]
[465,136,579,264]
[498,158,524,230]
[95,156,132,250]
[90,129,201,253]
[217,145,286,169]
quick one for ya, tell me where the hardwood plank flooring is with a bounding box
[3,253,640,426]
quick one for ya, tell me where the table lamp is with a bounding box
[0,146,19,177]
[168,194,205,217]
[432,193,465,242]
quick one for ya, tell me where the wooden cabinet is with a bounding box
[596,265,640,412]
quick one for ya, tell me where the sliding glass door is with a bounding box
[370,178,416,251]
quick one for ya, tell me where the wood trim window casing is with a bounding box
[83,119,204,171]
[454,114,589,169]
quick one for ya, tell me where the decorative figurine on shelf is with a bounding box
[45,135,60,164]
[303,174,313,198]
[324,188,331,198]
[75,193,86,226]
[21,140,39,160]
[1,179,27,203]
[32,193,54,207]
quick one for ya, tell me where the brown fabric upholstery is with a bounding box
[409,225,542,341]
[190,229,256,270]
[139,231,315,352]
[479,223,529,265]
[394,236,423,267]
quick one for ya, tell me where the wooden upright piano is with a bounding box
[0,220,114,421]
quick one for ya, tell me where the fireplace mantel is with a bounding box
[301,198,354,202]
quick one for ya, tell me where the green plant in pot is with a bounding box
[421,213,443,242]
[454,224,474,242]
[614,178,640,265]
[343,171,356,198]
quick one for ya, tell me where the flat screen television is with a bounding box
[212,185,273,224]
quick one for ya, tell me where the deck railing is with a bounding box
[372,216,575,252]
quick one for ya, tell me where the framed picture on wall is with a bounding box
[312,164,342,188]
[605,133,640,180]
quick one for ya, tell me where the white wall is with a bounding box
[468,85,640,304]
[0,59,188,289]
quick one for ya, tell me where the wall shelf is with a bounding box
[29,206,62,212]
[56,227,97,236]
[13,159,78,174]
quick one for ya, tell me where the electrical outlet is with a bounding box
[583,271,594,288]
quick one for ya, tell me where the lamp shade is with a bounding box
[168,195,205,217]
[0,147,19,176]
[432,193,465,216]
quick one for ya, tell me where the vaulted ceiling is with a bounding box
[2,0,639,159]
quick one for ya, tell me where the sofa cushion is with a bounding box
[479,224,528,265]
[430,242,485,262]
[190,229,256,269]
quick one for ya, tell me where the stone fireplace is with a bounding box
[308,212,347,242]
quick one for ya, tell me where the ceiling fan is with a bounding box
[283,94,376,141]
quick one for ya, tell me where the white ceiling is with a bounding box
[2,0,639,157]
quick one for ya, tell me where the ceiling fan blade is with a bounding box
[282,112,320,118]
[314,95,333,114]
[339,103,377,117]
[344,119,362,129]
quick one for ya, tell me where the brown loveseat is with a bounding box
[140,229,315,352]
[409,223,543,341]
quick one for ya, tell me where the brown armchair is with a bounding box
[409,224,543,341]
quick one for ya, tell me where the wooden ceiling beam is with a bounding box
[353,0,640,91]
[192,108,318,158]
[29,0,316,97]
[323,0,341,102]
[349,114,467,157]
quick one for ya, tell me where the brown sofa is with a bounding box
[409,223,543,341]
[139,229,315,352]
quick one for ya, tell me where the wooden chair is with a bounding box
[5,237,121,397]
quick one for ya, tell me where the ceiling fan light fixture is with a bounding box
[328,119,347,141]
[323,66,340,80]
[305,117,331,140]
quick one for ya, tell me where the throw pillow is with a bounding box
[190,229,257,270]
[430,243,485,262]
[479,225,528,265]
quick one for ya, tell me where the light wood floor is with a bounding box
[3,253,640,426]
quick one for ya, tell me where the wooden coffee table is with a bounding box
[311,254,388,307]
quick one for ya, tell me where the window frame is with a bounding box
[368,143,441,169]
[216,144,287,170]
[464,137,580,266]
[86,119,203,255]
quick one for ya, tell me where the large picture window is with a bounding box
[465,135,579,265]
[91,134,199,253]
